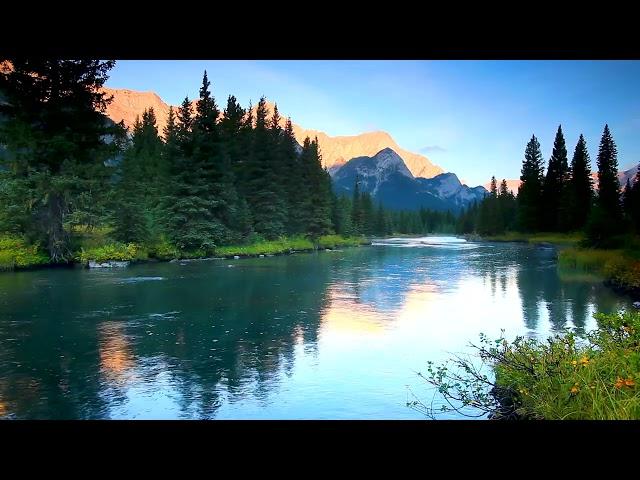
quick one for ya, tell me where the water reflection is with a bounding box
[0,238,631,419]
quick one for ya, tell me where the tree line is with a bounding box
[456,124,640,246]
[0,59,463,263]
[0,61,341,261]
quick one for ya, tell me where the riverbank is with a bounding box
[468,231,640,298]
[0,234,371,272]
[421,309,640,420]
[491,310,640,419]
[466,231,583,246]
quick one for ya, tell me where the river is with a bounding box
[0,237,630,419]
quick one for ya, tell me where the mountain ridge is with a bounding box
[101,86,444,178]
[331,148,486,212]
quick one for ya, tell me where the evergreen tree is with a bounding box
[0,59,119,261]
[165,94,223,251]
[332,195,353,236]
[623,178,633,219]
[303,137,333,239]
[585,125,623,246]
[245,97,286,238]
[567,134,593,230]
[498,179,517,231]
[360,191,374,235]
[542,125,569,231]
[351,178,363,234]
[595,124,622,220]
[517,135,545,232]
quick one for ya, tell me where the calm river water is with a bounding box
[0,237,630,419]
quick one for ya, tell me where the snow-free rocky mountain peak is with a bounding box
[332,148,486,211]
[101,87,444,179]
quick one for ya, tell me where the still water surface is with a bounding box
[0,237,630,419]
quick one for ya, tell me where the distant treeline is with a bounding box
[456,125,640,246]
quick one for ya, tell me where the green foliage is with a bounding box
[596,124,622,223]
[317,235,364,249]
[147,237,179,261]
[412,310,640,420]
[0,59,119,262]
[77,242,147,264]
[214,236,314,257]
[0,235,50,270]
[542,125,570,231]
[567,134,594,231]
[518,135,545,231]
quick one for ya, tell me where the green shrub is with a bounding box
[148,238,179,261]
[77,242,147,264]
[0,235,50,270]
[317,235,363,249]
[412,310,640,420]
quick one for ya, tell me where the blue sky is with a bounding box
[106,60,640,186]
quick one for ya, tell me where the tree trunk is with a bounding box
[46,192,70,263]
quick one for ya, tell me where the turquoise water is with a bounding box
[0,237,629,419]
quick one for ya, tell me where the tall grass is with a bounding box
[559,247,640,291]
[483,231,583,245]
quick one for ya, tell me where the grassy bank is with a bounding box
[0,232,369,271]
[559,247,640,294]
[478,231,583,246]
[415,310,640,420]
[493,310,640,419]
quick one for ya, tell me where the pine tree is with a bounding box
[360,191,374,235]
[517,135,545,232]
[623,178,633,219]
[585,125,623,245]
[567,134,593,230]
[542,125,569,231]
[332,195,353,236]
[490,176,498,197]
[281,118,304,234]
[596,124,622,220]
[0,59,118,261]
[192,70,235,245]
[498,179,517,231]
[303,137,333,239]
[112,141,150,244]
[351,178,363,234]
[374,202,384,236]
[245,97,286,238]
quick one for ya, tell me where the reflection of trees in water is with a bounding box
[512,246,625,332]
[0,270,110,419]
[0,256,331,419]
[463,244,624,333]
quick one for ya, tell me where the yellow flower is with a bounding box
[570,386,579,395]
[578,356,589,366]
[571,360,577,366]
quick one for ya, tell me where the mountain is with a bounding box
[332,148,486,212]
[101,87,443,178]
